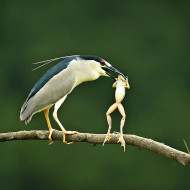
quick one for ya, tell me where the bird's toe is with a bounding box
[48,129,56,141]
[66,131,79,135]
[62,130,79,144]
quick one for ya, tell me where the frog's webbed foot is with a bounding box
[118,134,126,152]
[103,133,111,146]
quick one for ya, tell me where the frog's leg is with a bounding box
[103,103,118,146]
[118,103,126,152]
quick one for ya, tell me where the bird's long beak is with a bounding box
[104,66,127,80]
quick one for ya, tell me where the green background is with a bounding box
[1,1,190,189]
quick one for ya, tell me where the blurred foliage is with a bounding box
[0,1,190,189]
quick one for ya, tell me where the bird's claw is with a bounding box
[118,135,126,152]
[48,129,56,145]
[103,134,111,146]
[63,131,79,144]
[65,131,79,135]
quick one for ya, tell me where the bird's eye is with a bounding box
[100,61,105,66]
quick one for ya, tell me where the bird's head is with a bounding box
[79,55,127,81]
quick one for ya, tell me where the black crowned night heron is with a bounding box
[20,55,127,144]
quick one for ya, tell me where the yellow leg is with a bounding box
[44,108,55,143]
[118,103,126,152]
[103,103,118,146]
[53,96,78,144]
[53,112,78,144]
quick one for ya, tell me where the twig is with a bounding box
[0,130,190,168]
[183,139,190,154]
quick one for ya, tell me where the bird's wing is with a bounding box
[21,56,78,113]
[20,65,77,122]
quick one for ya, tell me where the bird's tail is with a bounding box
[20,109,33,125]
[20,100,34,125]
[25,115,33,125]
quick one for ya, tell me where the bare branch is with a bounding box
[0,130,190,168]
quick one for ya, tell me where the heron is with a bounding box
[20,55,127,144]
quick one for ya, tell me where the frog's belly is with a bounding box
[115,87,125,103]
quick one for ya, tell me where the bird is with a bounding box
[20,55,127,144]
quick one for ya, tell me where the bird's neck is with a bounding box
[73,60,101,87]
[75,71,100,87]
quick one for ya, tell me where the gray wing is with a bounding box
[20,57,77,124]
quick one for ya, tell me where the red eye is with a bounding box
[100,61,105,66]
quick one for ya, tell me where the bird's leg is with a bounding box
[44,107,55,143]
[103,103,118,146]
[53,96,78,144]
[118,103,126,152]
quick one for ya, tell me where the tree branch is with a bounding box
[0,130,190,168]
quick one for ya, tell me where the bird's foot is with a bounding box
[118,134,126,152]
[48,129,56,145]
[63,131,78,144]
[103,134,111,146]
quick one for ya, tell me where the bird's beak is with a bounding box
[104,66,127,80]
